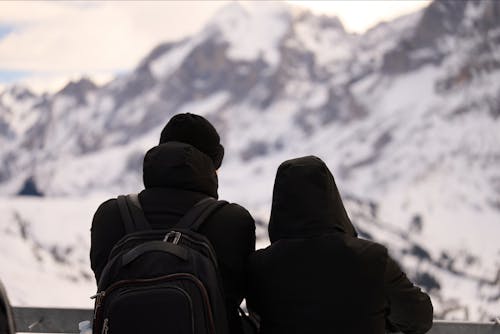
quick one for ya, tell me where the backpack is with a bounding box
[92,194,229,334]
[0,280,15,334]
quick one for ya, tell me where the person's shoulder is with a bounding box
[204,200,255,242]
[97,197,118,209]
[94,198,119,215]
[216,201,255,225]
[248,245,268,268]
[205,200,256,253]
[91,197,120,229]
[345,236,388,259]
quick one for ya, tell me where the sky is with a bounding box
[0,1,430,94]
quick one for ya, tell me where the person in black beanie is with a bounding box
[159,113,225,169]
[90,113,256,334]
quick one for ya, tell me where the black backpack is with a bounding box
[0,280,15,334]
[92,194,229,334]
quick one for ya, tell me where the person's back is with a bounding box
[90,114,255,333]
[247,156,433,334]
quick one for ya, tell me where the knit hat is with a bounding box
[159,113,225,169]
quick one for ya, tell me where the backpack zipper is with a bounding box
[101,318,108,334]
[109,231,162,258]
[91,291,106,319]
[176,232,219,269]
[98,230,219,289]
[109,230,219,269]
[91,291,106,333]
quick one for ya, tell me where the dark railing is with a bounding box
[12,306,500,333]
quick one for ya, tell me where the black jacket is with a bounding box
[247,156,433,334]
[90,142,256,334]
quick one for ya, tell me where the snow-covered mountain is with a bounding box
[1,0,499,321]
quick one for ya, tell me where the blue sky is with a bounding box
[0,25,21,84]
[0,1,429,93]
[0,24,14,40]
[0,22,28,84]
[0,23,27,85]
[0,24,30,86]
[0,24,15,82]
[0,70,30,84]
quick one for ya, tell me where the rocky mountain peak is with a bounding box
[382,0,500,75]
[413,0,469,47]
[1,85,37,102]
[203,2,292,67]
[293,8,345,34]
[55,77,97,106]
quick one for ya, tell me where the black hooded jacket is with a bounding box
[90,142,256,334]
[247,156,433,334]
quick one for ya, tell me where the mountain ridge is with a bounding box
[0,0,499,320]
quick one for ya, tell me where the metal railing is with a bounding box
[11,306,500,333]
[13,307,92,333]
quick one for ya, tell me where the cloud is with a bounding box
[0,1,229,92]
[0,1,226,73]
[0,1,430,93]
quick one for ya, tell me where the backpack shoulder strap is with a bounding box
[116,194,151,234]
[176,197,228,232]
[125,194,151,231]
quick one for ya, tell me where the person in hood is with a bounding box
[90,113,255,334]
[247,156,433,334]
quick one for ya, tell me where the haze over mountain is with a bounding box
[0,0,499,321]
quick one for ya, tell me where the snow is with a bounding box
[209,2,291,67]
[464,1,487,28]
[303,85,329,109]
[377,65,439,113]
[96,95,115,113]
[150,39,197,80]
[37,136,149,197]
[294,13,352,67]
[0,196,98,308]
[176,91,230,116]
[0,87,40,136]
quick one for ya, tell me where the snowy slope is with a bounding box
[0,0,499,321]
[0,197,98,308]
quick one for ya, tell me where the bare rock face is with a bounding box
[57,78,97,105]
[413,0,468,47]
[17,177,43,196]
[382,0,500,75]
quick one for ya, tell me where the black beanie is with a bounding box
[159,113,225,169]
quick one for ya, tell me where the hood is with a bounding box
[143,142,218,198]
[268,156,357,243]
